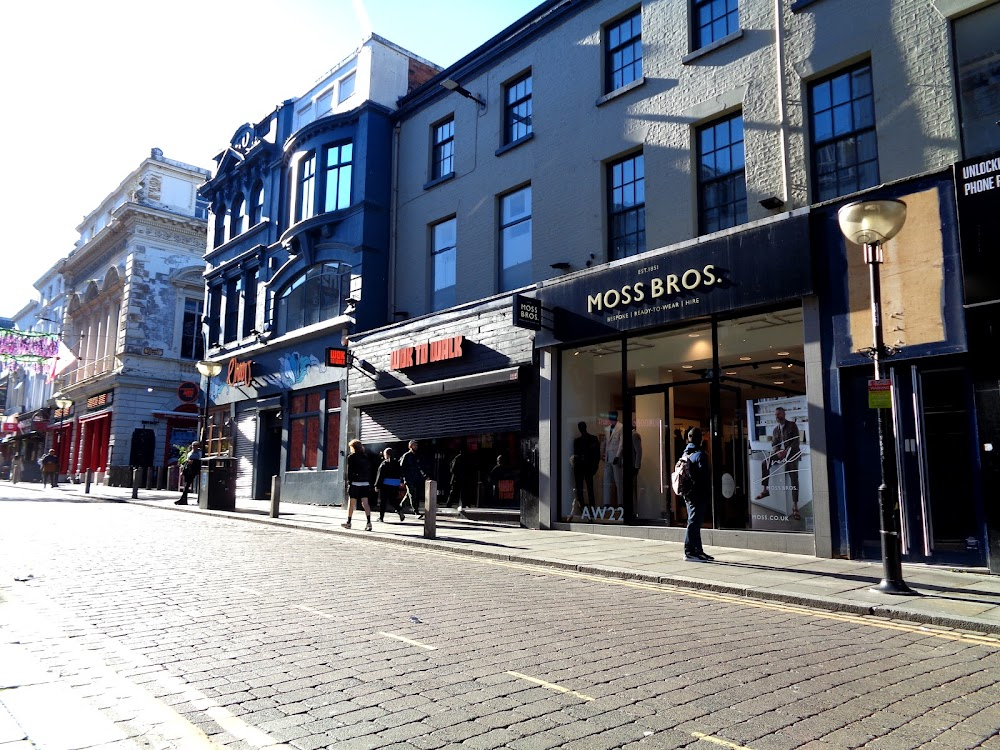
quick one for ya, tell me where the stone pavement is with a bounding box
[11,481,1000,638]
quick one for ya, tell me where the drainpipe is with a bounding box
[774,0,790,205]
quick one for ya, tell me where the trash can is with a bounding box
[199,456,236,511]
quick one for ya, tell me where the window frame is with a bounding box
[288,391,322,471]
[322,141,353,213]
[697,111,747,235]
[499,185,532,293]
[180,297,204,360]
[432,117,455,180]
[276,262,352,336]
[504,72,533,145]
[295,150,317,222]
[248,181,264,226]
[229,193,245,239]
[604,8,643,94]
[607,151,646,261]
[693,0,740,50]
[241,266,259,339]
[431,217,457,312]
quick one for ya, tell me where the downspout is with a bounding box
[389,120,401,320]
[774,0,790,204]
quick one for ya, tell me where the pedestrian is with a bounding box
[10,453,22,484]
[400,440,427,518]
[342,439,374,531]
[41,449,60,488]
[680,427,714,562]
[375,447,406,523]
[445,448,465,508]
[174,441,203,505]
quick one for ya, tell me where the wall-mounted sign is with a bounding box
[143,347,164,356]
[227,358,254,387]
[954,151,1000,305]
[325,347,352,367]
[87,390,114,410]
[177,381,201,403]
[868,378,892,409]
[513,294,542,331]
[390,335,465,370]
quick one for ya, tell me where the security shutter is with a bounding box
[234,409,257,500]
[360,387,521,444]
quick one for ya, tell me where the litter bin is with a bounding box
[199,456,236,511]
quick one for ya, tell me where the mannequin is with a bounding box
[602,411,624,505]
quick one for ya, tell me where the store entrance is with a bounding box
[628,382,747,526]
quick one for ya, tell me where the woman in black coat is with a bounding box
[375,447,406,523]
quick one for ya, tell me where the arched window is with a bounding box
[277,262,353,335]
[230,193,245,239]
[249,181,264,226]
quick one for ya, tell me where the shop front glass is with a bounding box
[560,307,809,533]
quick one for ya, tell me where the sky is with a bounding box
[0,0,543,319]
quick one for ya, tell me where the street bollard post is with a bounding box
[270,474,281,518]
[85,469,93,494]
[146,467,154,490]
[423,478,437,539]
[132,468,141,499]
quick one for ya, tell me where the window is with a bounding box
[432,118,455,180]
[180,298,204,360]
[810,62,878,202]
[212,206,226,247]
[432,218,457,311]
[207,285,222,347]
[694,0,739,49]
[698,112,747,234]
[289,392,322,470]
[608,152,645,260]
[338,72,356,103]
[277,262,353,335]
[242,267,259,339]
[324,388,341,470]
[229,193,245,239]
[323,142,353,213]
[248,181,264,226]
[605,9,642,92]
[205,406,231,457]
[504,73,532,144]
[195,197,209,220]
[500,186,532,292]
[296,151,317,221]
[953,3,1000,158]
[224,276,241,343]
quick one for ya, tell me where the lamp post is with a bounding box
[195,360,223,450]
[53,392,72,483]
[837,199,916,596]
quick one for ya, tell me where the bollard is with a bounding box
[146,467,155,491]
[270,474,281,518]
[85,469,93,494]
[132,468,140,499]
[423,478,437,539]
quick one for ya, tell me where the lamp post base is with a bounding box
[871,579,920,596]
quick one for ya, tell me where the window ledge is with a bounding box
[596,76,646,107]
[790,0,823,10]
[423,172,456,191]
[495,132,534,157]
[681,29,744,65]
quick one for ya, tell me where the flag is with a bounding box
[47,340,77,383]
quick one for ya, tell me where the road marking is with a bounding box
[378,631,438,650]
[692,731,753,749]
[506,670,594,701]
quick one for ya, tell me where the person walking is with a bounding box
[445,448,465,509]
[400,440,427,518]
[375,447,406,523]
[342,439,374,531]
[680,427,714,562]
[174,441,203,505]
[40,449,60,488]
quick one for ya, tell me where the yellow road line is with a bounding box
[506,670,594,701]
[378,631,438,650]
[692,731,753,749]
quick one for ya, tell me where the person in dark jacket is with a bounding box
[343,439,373,531]
[681,427,714,562]
[375,447,406,523]
[399,440,427,517]
[175,442,202,505]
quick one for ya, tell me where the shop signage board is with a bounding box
[227,358,254,387]
[513,294,542,331]
[177,381,200,403]
[325,347,352,367]
[390,335,465,370]
[533,214,812,347]
[954,150,1000,306]
[868,379,892,409]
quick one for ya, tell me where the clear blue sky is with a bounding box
[0,0,543,318]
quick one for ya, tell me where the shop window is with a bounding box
[324,388,341,470]
[499,186,532,292]
[697,112,747,234]
[276,261,354,335]
[432,218,457,311]
[289,392,322,470]
[504,72,532,145]
[608,151,645,260]
[810,61,879,202]
[605,8,642,93]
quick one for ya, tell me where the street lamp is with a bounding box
[195,360,223,450]
[837,199,916,596]
[53,392,72,482]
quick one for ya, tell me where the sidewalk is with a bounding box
[15,481,1000,637]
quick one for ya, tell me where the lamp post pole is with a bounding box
[53,393,72,484]
[838,199,917,596]
[195,360,223,450]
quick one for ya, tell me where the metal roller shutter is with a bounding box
[360,387,521,444]
[234,409,257,500]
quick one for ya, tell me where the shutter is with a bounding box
[234,409,257,500]
[360,387,521,444]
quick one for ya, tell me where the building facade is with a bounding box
[198,35,440,505]
[344,0,1000,568]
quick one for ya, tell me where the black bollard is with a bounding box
[85,469,93,494]
[270,474,281,518]
[132,468,140,499]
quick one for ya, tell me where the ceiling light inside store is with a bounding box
[682,365,693,369]
[774,380,785,385]
[726,371,737,375]
[772,365,783,370]
[740,356,752,361]
[777,351,790,356]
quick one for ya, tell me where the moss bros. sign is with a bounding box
[532,214,812,347]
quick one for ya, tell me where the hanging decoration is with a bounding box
[0,327,60,373]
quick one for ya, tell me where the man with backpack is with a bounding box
[677,427,714,562]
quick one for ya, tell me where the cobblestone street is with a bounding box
[2,490,998,750]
